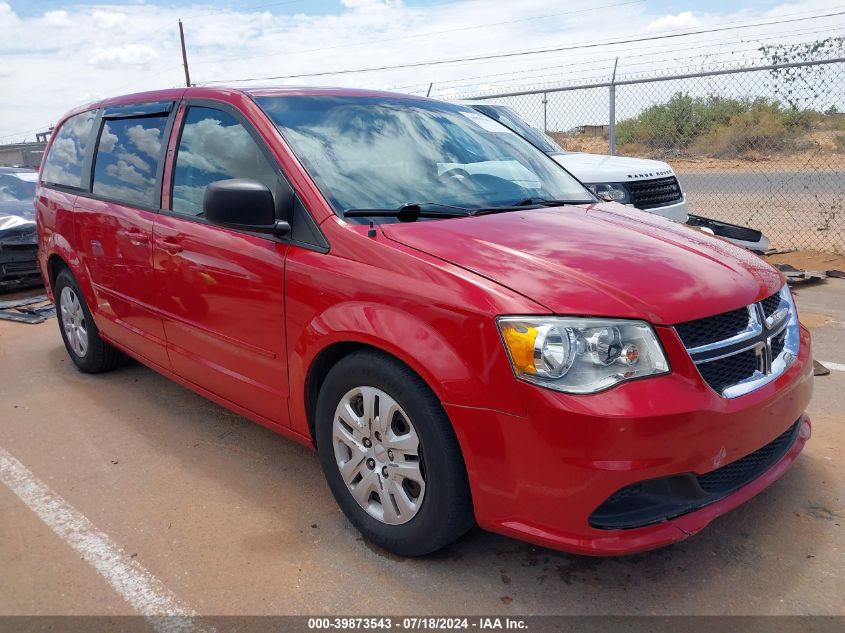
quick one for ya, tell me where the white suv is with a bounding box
[465,103,767,251]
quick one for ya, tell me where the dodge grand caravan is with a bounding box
[36,87,813,557]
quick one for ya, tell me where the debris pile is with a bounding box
[0,294,55,324]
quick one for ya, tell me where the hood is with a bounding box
[0,201,37,247]
[552,152,675,185]
[381,203,782,325]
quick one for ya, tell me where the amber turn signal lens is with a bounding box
[499,323,538,375]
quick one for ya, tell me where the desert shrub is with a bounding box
[617,93,814,156]
[616,93,747,149]
[694,110,788,157]
[778,106,813,131]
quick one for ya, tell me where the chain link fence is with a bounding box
[459,59,845,254]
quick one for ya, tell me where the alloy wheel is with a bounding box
[60,286,88,358]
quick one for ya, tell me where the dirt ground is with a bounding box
[0,280,843,618]
[672,152,845,173]
[555,135,845,173]
[764,249,845,273]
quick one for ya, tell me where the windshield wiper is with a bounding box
[343,199,595,221]
[514,197,591,207]
[343,202,474,221]
[469,198,595,216]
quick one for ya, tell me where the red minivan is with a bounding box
[36,87,813,557]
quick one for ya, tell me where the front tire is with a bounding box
[316,350,474,557]
[55,268,121,373]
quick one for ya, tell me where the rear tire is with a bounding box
[54,268,121,373]
[316,350,474,557]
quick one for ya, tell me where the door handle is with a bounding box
[160,237,183,254]
[127,228,150,246]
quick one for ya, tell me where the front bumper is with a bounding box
[447,324,813,555]
[637,195,688,223]
[0,243,41,290]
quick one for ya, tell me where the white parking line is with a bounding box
[0,445,202,633]
[820,361,845,372]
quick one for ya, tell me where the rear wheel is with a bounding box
[316,350,474,556]
[55,268,121,373]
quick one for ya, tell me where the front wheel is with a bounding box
[316,350,474,557]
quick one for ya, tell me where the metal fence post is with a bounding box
[542,93,548,132]
[609,57,618,156]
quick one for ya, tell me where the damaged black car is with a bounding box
[0,167,42,290]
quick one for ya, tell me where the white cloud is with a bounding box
[50,137,78,164]
[99,125,118,152]
[0,1,20,33]
[0,0,843,143]
[41,10,71,27]
[341,0,401,11]
[117,150,152,173]
[92,10,127,30]
[106,159,151,186]
[126,124,162,158]
[89,44,158,68]
[647,11,703,33]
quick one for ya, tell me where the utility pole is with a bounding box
[179,19,191,87]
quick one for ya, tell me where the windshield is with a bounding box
[255,95,593,222]
[0,172,37,203]
[469,104,564,155]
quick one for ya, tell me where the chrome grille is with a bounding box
[675,287,799,398]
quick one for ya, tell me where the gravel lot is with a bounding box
[1,280,843,617]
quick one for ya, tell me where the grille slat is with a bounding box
[760,293,782,319]
[675,307,750,349]
[626,176,683,209]
[1,262,40,275]
[697,349,759,393]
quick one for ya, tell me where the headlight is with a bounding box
[497,317,669,394]
[585,183,631,204]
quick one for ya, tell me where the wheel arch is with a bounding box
[292,303,497,442]
[304,341,370,442]
[46,253,69,290]
[42,235,97,310]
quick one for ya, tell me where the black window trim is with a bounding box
[102,101,174,120]
[164,98,328,253]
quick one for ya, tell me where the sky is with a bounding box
[1,0,843,142]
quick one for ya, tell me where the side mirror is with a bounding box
[203,179,290,237]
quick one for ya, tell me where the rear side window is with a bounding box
[41,111,96,188]
[171,107,278,216]
[92,116,169,207]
